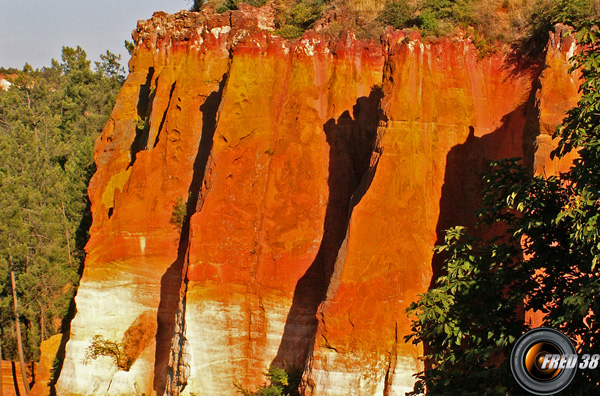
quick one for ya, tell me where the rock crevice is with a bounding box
[158,70,231,396]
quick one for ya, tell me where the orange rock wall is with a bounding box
[304,30,541,395]
[1,361,28,396]
[55,7,579,396]
[30,335,62,396]
[533,24,581,176]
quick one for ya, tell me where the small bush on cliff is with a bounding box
[170,197,188,230]
[235,366,301,396]
[83,335,132,371]
[414,10,439,34]
[273,0,331,38]
[377,1,415,29]
[377,0,476,36]
[274,25,306,39]
[406,21,600,395]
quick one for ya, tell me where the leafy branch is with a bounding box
[83,335,132,371]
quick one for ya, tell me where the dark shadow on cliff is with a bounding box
[504,22,570,79]
[129,67,155,167]
[10,362,20,396]
[431,101,534,282]
[502,40,546,81]
[418,83,541,384]
[271,87,386,370]
[152,82,177,149]
[431,82,540,283]
[153,74,228,396]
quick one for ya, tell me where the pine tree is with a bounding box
[0,46,124,363]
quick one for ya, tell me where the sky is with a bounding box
[0,0,190,70]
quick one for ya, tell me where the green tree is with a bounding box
[235,366,301,396]
[170,197,188,230]
[520,0,597,57]
[377,1,415,29]
[0,46,123,364]
[406,20,600,395]
[95,50,126,83]
[83,335,132,370]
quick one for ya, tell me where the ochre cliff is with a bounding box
[55,6,579,396]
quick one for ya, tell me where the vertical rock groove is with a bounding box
[152,81,177,149]
[130,67,155,167]
[155,71,230,396]
[272,86,385,372]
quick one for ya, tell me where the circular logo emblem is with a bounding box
[510,328,577,395]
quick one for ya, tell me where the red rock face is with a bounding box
[304,30,540,395]
[55,7,579,396]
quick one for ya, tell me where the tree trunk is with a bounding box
[61,201,73,268]
[40,302,45,342]
[8,247,31,394]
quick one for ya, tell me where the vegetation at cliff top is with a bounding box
[193,0,600,55]
[0,47,124,366]
[406,20,600,395]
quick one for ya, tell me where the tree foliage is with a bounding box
[0,46,124,361]
[406,20,600,396]
[377,1,415,30]
[235,366,301,396]
[170,197,187,230]
[191,0,597,49]
[83,335,132,371]
[378,0,598,42]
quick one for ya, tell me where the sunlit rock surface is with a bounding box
[56,6,579,396]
